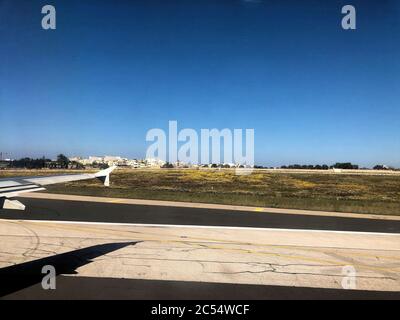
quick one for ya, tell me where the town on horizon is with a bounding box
[0,153,397,171]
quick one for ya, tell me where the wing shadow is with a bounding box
[0,241,138,297]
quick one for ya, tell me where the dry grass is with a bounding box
[1,168,400,215]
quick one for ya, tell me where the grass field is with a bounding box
[1,168,400,216]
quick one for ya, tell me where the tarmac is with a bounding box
[0,193,399,299]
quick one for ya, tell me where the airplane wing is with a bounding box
[0,166,116,210]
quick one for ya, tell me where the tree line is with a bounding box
[259,163,397,170]
[281,163,359,170]
[3,154,85,169]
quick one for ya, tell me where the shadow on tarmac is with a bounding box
[0,241,138,297]
[3,275,400,300]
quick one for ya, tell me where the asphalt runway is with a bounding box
[0,197,399,233]
[5,276,400,300]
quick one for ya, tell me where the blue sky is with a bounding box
[0,0,399,167]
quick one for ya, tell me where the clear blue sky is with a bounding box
[1,0,399,167]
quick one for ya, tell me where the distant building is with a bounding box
[146,158,166,168]
[69,156,82,162]
[69,155,164,168]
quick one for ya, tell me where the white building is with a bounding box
[71,155,168,168]
[146,158,166,168]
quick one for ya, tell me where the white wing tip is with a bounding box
[94,165,117,186]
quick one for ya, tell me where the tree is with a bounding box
[57,154,69,168]
[70,161,85,169]
[161,162,174,168]
[10,157,51,169]
[98,163,109,169]
[332,162,358,170]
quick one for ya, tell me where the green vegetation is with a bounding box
[2,154,86,169]
[1,169,400,216]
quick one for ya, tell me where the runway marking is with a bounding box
[14,219,400,237]
[107,199,125,204]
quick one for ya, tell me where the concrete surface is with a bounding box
[0,219,399,299]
